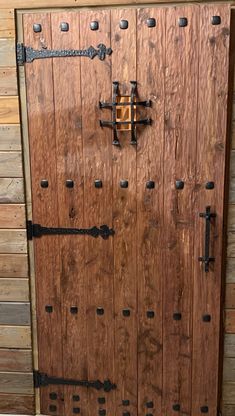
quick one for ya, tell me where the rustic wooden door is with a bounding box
[22,4,231,415]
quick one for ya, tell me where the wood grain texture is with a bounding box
[0,39,15,67]
[222,404,235,415]
[0,372,33,394]
[0,179,24,203]
[0,152,22,177]
[0,125,21,150]
[0,302,30,325]
[226,284,235,308]
[223,382,235,403]
[223,357,235,381]
[0,393,34,414]
[0,278,29,301]
[0,230,27,254]
[192,4,231,415]
[226,258,235,283]
[0,205,25,228]
[228,231,235,257]
[225,310,235,333]
[224,334,235,357]
[0,97,19,124]
[0,9,15,38]
[136,7,164,415]
[0,68,17,96]
[0,254,28,277]
[228,204,235,230]
[0,326,31,348]
[0,349,32,372]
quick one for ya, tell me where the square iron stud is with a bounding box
[60,22,69,31]
[97,307,104,316]
[73,395,80,402]
[146,402,154,408]
[146,181,155,189]
[99,410,106,416]
[173,313,182,321]
[66,179,74,188]
[33,23,42,32]
[49,393,57,400]
[98,398,106,404]
[123,309,131,317]
[122,400,130,406]
[212,16,221,25]
[123,413,130,416]
[147,18,156,27]
[202,314,211,323]
[45,305,53,313]
[120,180,128,188]
[146,414,153,416]
[201,406,209,413]
[70,306,78,314]
[73,408,80,414]
[175,180,184,190]
[49,405,57,412]
[41,179,49,188]
[90,21,99,30]
[205,181,214,190]
[95,180,103,188]
[173,404,180,411]
[119,20,128,29]
[147,310,155,319]
[178,17,188,27]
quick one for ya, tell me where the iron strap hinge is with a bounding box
[33,371,116,392]
[16,42,112,65]
[27,220,115,240]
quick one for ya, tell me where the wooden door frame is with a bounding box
[15,3,234,415]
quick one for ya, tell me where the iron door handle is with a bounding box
[198,206,216,272]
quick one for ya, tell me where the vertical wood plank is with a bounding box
[163,6,199,415]
[23,12,63,416]
[192,4,231,415]
[80,9,114,416]
[136,7,165,415]
[111,8,137,416]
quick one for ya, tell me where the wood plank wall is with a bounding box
[0,4,234,416]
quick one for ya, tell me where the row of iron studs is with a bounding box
[40,179,215,189]
[32,15,222,33]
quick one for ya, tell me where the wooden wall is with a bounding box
[0,4,234,416]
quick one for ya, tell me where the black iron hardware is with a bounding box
[33,23,42,33]
[147,310,155,318]
[27,221,114,240]
[98,398,105,404]
[173,313,182,321]
[73,408,80,414]
[198,206,216,272]
[120,20,128,29]
[146,181,155,189]
[179,17,188,27]
[66,179,74,188]
[212,16,221,25]
[90,21,99,30]
[173,404,180,411]
[70,306,78,314]
[45,305,53,313]
[175,180,184,190]
[146,414,153,416]
[202,314,211,322]
[205,181,214,190]
[33,370,116,392]
[100,81,151,146]
[201,407,209,414]
[123,400,130,406]
[146,402,154,408]
[147,18,156,27]
[97,307,104,315]
[40,179,48,188]
[49,392,57,400]
[60,22,69,32]
[73,395,80,402]
[120,180,128,188]
[123,413,130,416]
[95,180,102,188]
[99,410,106,416]
[17,43,112,65]
[122,309,130,317]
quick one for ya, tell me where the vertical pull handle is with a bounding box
[198,206,216,272]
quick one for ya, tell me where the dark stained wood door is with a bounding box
[22,4,231,415]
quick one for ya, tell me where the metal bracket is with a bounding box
[27,221,114,240]
[33,371,116,392]
[99,81,152,146]
[16,42,112,65]
[198,206,216,272]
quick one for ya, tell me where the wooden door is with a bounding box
[22,4,231,415]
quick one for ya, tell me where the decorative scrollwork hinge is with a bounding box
[16,42,112,65]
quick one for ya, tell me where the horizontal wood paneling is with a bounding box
[226,258,235,283]
[0,39,15,67]
[0,393,34,414]
[0,152,22,178]
[0,97,19,124]
[0,125,21,151]
[0,372,33,394]
[0,9,15,38]
[0,278,29,301]
[227,231,235,257]
[0,205,25,228]
[226,283,235,308]
[0,303,30,325]
[0,68,17,96]
[223,382,235,404]
[0,230,27,254]
[0,254,28,277]
[0,326,31,348]
[0,349,32,372]
[228,204,235,230]
[0,179,24,203]
[224,334,235,358]
[221,404,235,416]
[225,310,235,334]
[224,357,235,381]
